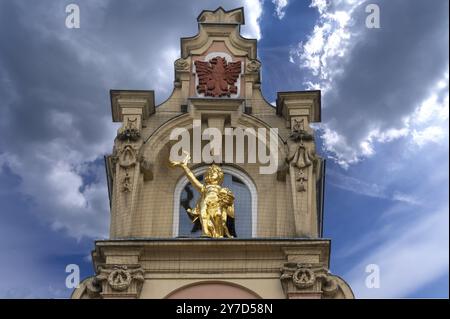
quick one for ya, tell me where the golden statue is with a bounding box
[170,152,235,238]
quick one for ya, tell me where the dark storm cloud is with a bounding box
[291,0,449,164]
[324,0,448,139]
[0,0,261,238]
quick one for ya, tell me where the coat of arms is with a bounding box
[194,56,241,97]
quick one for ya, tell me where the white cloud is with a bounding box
[0,0,265,241]
[291,0,357,83]
[0,149,110,240]
[291,0,449,167]
[242,0,263,40]
[272,0,289,20]
[310,0,328,15]
[391,192,422,206]
[412,126,446,147]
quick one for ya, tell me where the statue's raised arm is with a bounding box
[169,152,203,192]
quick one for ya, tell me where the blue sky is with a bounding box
[0,0,448,298]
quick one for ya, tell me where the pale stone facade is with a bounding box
[72,7,353,299]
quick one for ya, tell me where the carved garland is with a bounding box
[280,262,339,297]
[95,265,145,294]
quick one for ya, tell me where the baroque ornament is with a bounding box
[194,56,241,97]
[295,169,308,192]
[286,118,317,192]
[246,59,261,73]
[174,58,190,71]
[117,117,140,141]
[96,265,145,293]
[292,267,315,288]
[122,170,132,193]
[118,144,138,168]
[280,262,339,296]
[107,267,132,291]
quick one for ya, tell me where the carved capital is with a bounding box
[276,91,321,126]
[280,263,352,299]
[96,265,145,298]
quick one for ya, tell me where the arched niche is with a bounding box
[165,281,261,299]
[173,165,258,238]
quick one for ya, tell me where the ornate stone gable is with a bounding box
[72,6,354,300]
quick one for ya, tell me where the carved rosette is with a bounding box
[280,263,342,298]
[95,265,145,298]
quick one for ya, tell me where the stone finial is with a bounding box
[197,7,245,25]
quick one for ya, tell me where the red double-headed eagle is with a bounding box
[194,56,241,97]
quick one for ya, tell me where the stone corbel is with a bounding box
[95,264,145,299]
[280,263,353,299]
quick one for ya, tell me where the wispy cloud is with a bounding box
[345,206,449,298]
[327,169,422,206]
[0,0,263,240]
[272,0,289,19]
[291,0,449,167]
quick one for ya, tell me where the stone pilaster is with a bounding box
[277,91,322,238]
[109,90,154,238]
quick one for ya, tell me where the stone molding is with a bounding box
[72,239,353,299]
